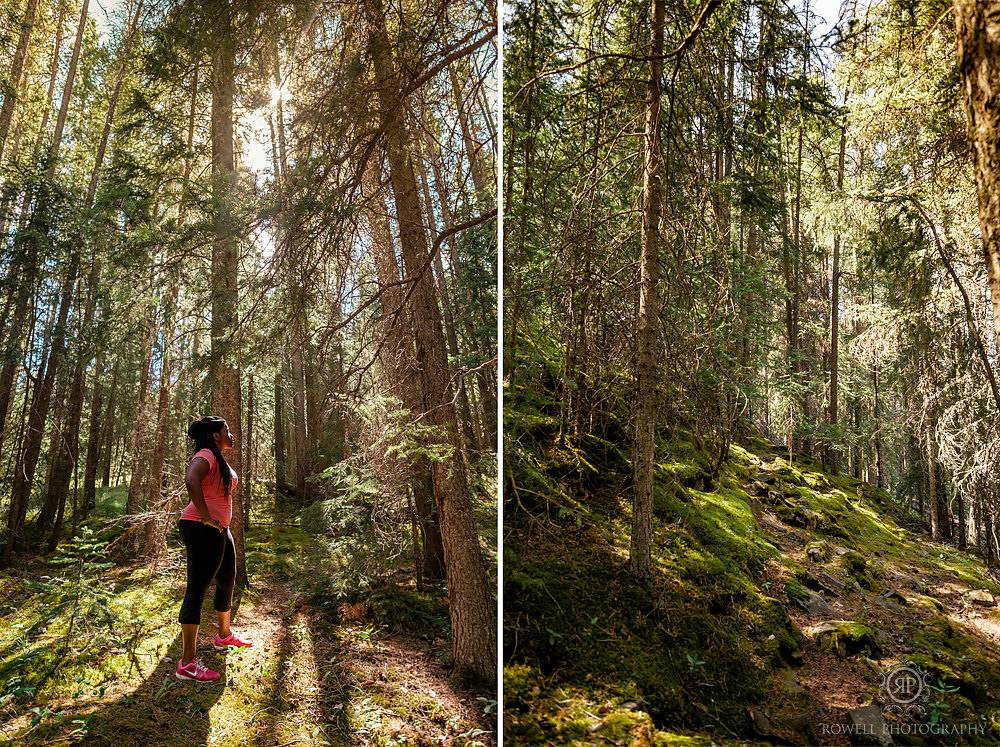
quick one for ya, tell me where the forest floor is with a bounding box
[0,508,495,746]
[504,418,1000,746]
[746,449,1000,746]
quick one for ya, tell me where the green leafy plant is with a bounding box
[926,678,960,725]
[686,653,707,672]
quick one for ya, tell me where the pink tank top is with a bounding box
[180,448,237,528]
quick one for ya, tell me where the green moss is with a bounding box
[913,595,945,613]
[503,664,538,714]
[597,712,654,745]
[743,596,803,666]
[805,540,833,562]
[812,621,881,659]
[840,551,882,591]
[505,370,1000,744]
[784,579,809,603]
[652,732,718,746]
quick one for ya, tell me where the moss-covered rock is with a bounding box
[806,540,832,563]
[841,551,883,591]
[784,579,810,604]
[912,594,945,613]
[809,620,882,659]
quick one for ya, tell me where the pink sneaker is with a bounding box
[175,657,219,682]
[214,633,252,650]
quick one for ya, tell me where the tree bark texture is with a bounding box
[956,0,1000,353]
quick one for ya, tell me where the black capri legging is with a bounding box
[178,520,236,625]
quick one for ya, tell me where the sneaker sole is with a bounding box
[214,642,252,650]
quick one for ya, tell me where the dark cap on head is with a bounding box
[187,416,227,440]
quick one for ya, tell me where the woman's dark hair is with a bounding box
[187,416,232,496]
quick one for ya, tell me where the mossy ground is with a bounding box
[505,401,1000,746]
[0,494,495,746]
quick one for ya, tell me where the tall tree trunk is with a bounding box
[0,0,86,565]
[0,0,41,163]
[36,377,72,533]
[416,123,478,452]
[51,0,90,159]
[926,430,939,540]
[144,284,177,558]
[273,371,287,495]
[827,108,846,474]
[209,0,246,587]
[365,0,495,681]
[125,316,157,519]
[244,373,254,528]
[291,342,309,507]
[0,2,65,443]
[100,360,121,489]
[81,351,107,516]
[955,0,1000,354]
[629,0,665,584]
[366,165,446,581]
[448,62,491,205]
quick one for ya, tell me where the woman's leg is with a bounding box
[182,623,199,663]
[213,528,237,635]
[178,521,227,662]
[217,610,231,638]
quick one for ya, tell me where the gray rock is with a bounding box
[786,712,818,745]
[758,513,789,533]
[967,589,995,606]
[807,541,832,563]
[779,668,806,694]
[751,708,772,733]
[809,621,882,658]
[881,588,908,606]
[792,589,837,617]
[845,704,892,746]
[806,571,846,596]
[872,596,905,613]
[902,576,924,593]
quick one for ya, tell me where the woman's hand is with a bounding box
[202,517,224,532]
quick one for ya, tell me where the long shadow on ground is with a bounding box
[54,589,249,746]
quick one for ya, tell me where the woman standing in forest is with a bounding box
[175,416,252,683]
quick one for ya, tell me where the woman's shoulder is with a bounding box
[192,448,218,468]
